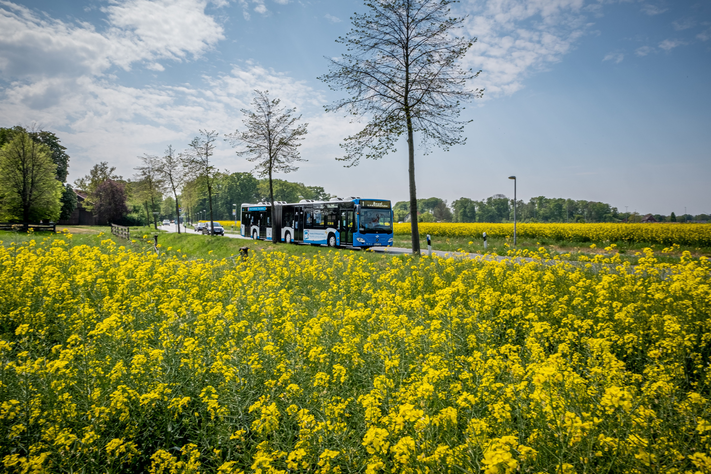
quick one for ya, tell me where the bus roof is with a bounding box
[242,198,390,208]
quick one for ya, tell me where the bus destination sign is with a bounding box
[361,200,390,209]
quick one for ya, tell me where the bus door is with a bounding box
[259,213,267,240]
[294,208,304,241]
[340,209,354,245]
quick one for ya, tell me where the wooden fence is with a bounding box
[111,224,130,239]
[0,223,56,232]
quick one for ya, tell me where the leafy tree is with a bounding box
[3,126,74,218]
[227,90,308,243]
[432,200,453,222]
[452,197,476,223]
[59,184,77,220]
[418,212,436,222]
[161,196,176,220]
[320,0,481,254]
[216,172,259,219]
[93,179,129,225]
[393,201,410,222]
[156,145,185,233]
[306,186,332,201]
[185,130,219,235]
[0,132,62,227]
[134,154,164,229]
[74,162,122,212]
[255,179,325,204]
[670,212,677,222]
[30,130,70,183]
[180,177,203,224]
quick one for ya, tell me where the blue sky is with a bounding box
[1,0,709,215]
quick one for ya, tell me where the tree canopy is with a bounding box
[227,90,308,242]
[0,132,62,225]
[320,0,481,253]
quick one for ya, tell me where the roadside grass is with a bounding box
[0,226,397,266]
[394,233,711,263]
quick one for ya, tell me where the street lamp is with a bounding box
[508,176,517,246]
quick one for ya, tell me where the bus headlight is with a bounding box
[356,238,366,243]
[388,238,393,243]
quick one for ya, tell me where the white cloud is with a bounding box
[603,51,624,63]
[462,0,588,98]
[237,0,288,18]
[641,4,667,16]
[0,0,224,81]
[672,18,695,31]
[698,27,711,42]
[254,2,268,15]
[325,13,341,23]
[635,45,654,56]
[103,0,225,62]
[659,38,686,51]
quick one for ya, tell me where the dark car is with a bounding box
[194,222,206,233]
[201,222,224,236]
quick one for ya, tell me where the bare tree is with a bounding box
[319,0,482,254]
[184,130,219,235]
[226,90,308,243]
[156,145,185,233]
[134,154,164,229]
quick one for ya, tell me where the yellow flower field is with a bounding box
[0,235,709,473]
[395,222,711,247]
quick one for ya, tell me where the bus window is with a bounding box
[326,209,337,227]
[313,209,323,227]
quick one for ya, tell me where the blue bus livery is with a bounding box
[240,197,394,248]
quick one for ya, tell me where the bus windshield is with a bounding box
[360,208,392,233]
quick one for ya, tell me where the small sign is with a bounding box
[361,200,391,209]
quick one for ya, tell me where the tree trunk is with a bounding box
[174,196,181,234]
[151,194,157,230]
[268,168,278,244]
[208,183,215,236]
[405,110,420,255]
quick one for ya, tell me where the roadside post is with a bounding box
[153,235,159,255]
[483,231,487,250]
[427,234,432,257]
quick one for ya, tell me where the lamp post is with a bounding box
[233,204,237,231]
[508,176,517,246]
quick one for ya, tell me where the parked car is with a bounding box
[201,222,224,236]
[162,219,170,226]
[194,222,206,233]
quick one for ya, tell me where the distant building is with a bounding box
[640,214,657,223]
[58,189,96,225]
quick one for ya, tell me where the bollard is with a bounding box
[483,231,487,251]
[239,246,249,258]
[427,234,432,257]
[154,235,159,255]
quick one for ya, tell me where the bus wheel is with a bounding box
[252,230,258,240]
[285,232,292,244]
[328,234,337,247]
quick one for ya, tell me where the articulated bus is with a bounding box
[240,198,393,248]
